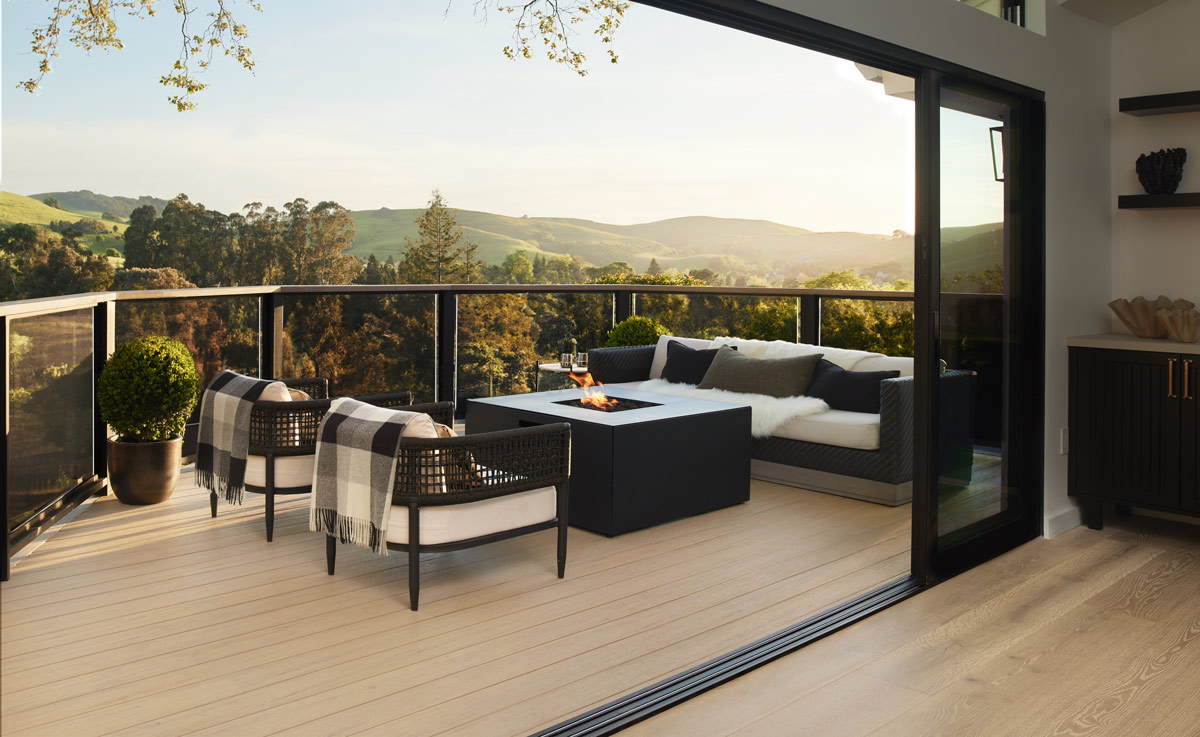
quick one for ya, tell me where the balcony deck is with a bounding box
[1,470,909,737]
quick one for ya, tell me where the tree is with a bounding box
[498,251,535,284]
[645,258,662,276]
[19,0,262,112]
[43,196,62,210]
[494,0,630,75]
[400,190,482,285]
[18,1,628,110]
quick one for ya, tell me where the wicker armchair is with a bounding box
[210,377,445,541]
[325,421,572,611]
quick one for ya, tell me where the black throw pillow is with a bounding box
[806,359,900,413]
[660,340,733,385]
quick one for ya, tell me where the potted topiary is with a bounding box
[97,336,201,505]
[604,315,670,347]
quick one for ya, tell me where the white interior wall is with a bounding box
[761,0,1114,536]
[1110,0,1200,314]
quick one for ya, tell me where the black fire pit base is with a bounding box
[467,387,750,536]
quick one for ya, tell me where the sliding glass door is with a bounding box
[914,74,1044,581]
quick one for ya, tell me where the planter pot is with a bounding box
[107,436,182,505]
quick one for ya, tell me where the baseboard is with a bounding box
[751,460,912,506]
[1043,505,1082,538]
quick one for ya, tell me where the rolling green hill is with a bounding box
[29,190,169,219]
[347,208,925,279]
[1,191,128,255]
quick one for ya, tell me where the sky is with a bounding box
[1,1,999,233]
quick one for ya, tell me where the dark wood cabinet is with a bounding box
[1069,346,1199,529]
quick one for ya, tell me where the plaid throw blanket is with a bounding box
[196,371,284,505]
[309,397,417,555]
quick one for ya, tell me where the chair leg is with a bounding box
[556,482,568,578]
[326,535,336,575]
[210,490,217,518]
[265,456,275,542]
[408,504,421,611]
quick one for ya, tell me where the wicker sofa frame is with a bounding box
[325,417,572,611]
[588,345,974,506]
[209,378,448,541]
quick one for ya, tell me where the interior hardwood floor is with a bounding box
[625,514,1200,737]
[0,469,910,737]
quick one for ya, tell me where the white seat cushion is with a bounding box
[385,486,557,545]
[772,410,882,450]
[246,454,315,489]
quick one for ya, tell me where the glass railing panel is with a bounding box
[819,297,914,356]
[526,292,613,391]
[457,292,613,399]
[283,293,436,400]
[8,309,94,533]
[635,293,800,343]
[116,296,260,392]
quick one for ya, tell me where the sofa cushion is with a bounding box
[853,355,914,378]
[699,346,823,398]
[710,337,885,370]
[386,485,557,545]
[660,340,730,385]
[773,410,882,450]
[806,359,900,414]
[649,335,713,379]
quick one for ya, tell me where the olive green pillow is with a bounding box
[698,346,823,398]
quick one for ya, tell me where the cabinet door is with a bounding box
[1070,348,1180,508]
[1182,357,1199,513]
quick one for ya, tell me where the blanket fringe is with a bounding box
[195,468,244,506]
[311,507,386,556]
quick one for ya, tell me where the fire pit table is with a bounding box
[466,386,751,536]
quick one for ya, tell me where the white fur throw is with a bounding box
[636,379,828,438]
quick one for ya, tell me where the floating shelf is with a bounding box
[1118,192,1200,209]
[1119,90,1200,116]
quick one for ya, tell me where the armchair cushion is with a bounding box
[385,486,557,545]
[246,454,315,489]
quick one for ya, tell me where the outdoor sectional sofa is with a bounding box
[589,335,974,506]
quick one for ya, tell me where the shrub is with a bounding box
[604,316,670,347]
[97,336,200,442]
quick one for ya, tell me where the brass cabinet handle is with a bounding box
[1168,358,1177,398]
[1186,359,1194,400]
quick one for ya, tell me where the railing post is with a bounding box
[614,290,633,325]
[799,294,821,345]
[259,293,284,379]
[93,301,115,492]
[436,291,458,410]
[2,315,9,581]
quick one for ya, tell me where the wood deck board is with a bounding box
[1,469,910,737]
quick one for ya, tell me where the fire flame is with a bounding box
[569,372,618,410]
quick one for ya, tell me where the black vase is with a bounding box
[1136,147,1187,195]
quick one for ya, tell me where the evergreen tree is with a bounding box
[646,258,662,276]
[399,190,481,284]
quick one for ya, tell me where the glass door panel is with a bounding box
[923,82,1042,575]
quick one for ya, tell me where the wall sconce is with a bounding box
[990,125,1005,182]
